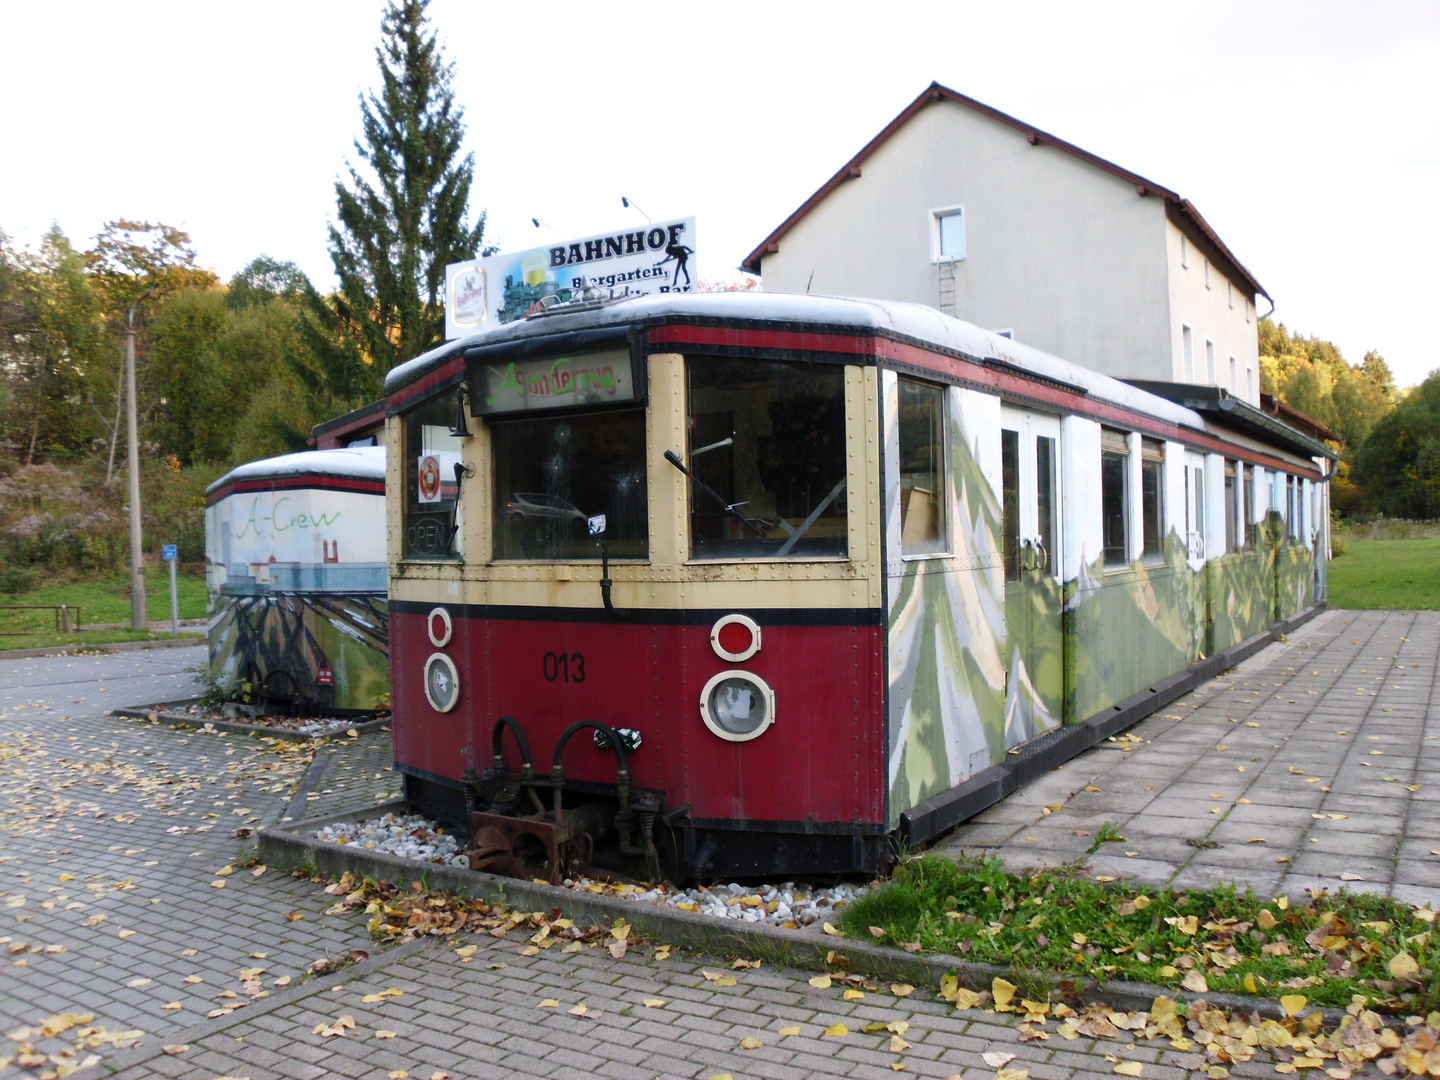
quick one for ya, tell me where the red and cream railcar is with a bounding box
[383,291,1330,881]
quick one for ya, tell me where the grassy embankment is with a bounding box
[0,575,207,651]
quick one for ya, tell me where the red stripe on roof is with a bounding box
[206,475,386,506]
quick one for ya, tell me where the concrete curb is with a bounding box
[258,800,1355,1028]
[0,635,203,661]
[69,935,445,1079]
[111,699,391,744]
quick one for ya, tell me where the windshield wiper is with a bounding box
[663,450,770,539]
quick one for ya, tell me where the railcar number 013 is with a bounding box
[542,651,586,684]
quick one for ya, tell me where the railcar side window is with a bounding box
[402,396,465,561]
[1242,464,1254,548]
[686,358,846,560]
[898,379,947,556]
[1001,429,1020,580]
[1224,461,1239,552]
[1100,428,1129,568]
[1140,438,1164,563]
[492,409,647,560]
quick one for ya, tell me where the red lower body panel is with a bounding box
[390,607,885,829]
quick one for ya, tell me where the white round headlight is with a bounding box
[699,670,775,742]
[424,652,460,713]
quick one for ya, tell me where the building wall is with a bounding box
[1164,219,1262,404]
[760,101,1175,380]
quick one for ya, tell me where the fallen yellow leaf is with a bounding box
[843,989,865,1001]
[739,1037,762,1049]
[643,998,666,1008]
[1181,971,1208,993]
[778,1025,801,1036]
[809,974,832,989]
[1389,951,1420,979]
[538,999,559,1008]
[1114,1063,1143,1076]
[823,922,839,935]
[891,983,913,997]
[1280,995,1307,1017]
[824,1022,848,1037]
[375,1030,396,1039]
[992,977,1017,1010]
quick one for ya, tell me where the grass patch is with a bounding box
[0,629,200,653]
[0,573,208,633]
[1327,537,1440,610]
[839,855,1439,1012]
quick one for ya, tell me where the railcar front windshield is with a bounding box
[491,408,648,560]
[685,357,847,560]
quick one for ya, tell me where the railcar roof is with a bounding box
[385,291,1208,433]
[204,446,387,498]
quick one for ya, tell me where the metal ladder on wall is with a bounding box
[938,260,956,316]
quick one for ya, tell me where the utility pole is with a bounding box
[126,289,156,630]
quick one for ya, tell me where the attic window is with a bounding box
[932,206,966,262]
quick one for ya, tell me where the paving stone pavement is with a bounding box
[0,645,394,1077]
[5,612,1438,1080]
[935,609,1440,903]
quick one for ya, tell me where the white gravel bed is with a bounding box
[312,812,468,866]
[167,703,363,737]
[308,811,869,926]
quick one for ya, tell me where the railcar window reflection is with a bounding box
[898,379,947,556]
[1002,429,1020,581]
[491,409,647,560]
[1140,438,1164,563]
[1101,428,1129,568]
[686,358,847,559]
[1224,461,1239,552]
[402,396,465,561]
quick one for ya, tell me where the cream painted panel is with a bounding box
[956,388,1002,505]
[1165,219,1261,405]
[1253,466,1270,520]
[1126,432,1144,563]
[1163,441,1187,539]
[1061,416,1102,579]
[882,369,903,582]
[1205,452,1226,561]
[647,353,688,569]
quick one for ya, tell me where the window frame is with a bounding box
[930,204,967,263]
[897,377,950,559]
[1139,438,1164,565]
[399,393,467,563]
[1100,427,1131,570]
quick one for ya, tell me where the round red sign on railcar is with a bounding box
[427,606,453,648]
[710,613,761,663]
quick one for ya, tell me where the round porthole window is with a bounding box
[710,613,761,663]
[424,652,460,713]
[427,606,453,648]
[699,670,775,742]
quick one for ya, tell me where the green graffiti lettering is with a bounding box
[272,497,292,531]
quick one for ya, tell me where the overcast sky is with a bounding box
[2,1,1436,386]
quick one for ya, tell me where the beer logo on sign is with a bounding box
[418,455,442,503]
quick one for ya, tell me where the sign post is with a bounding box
[162,544,178,634]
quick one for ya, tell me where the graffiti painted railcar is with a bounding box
[383,292,1332,880]
[204,447,390,713]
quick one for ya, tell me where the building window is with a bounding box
[1228,281,1234,309]
[1180,235,1189,269]
[1246,299,1252,325]
[898,378,947,556]
[1229,356,1237,393]
[1224,461,1238,552]
[1182,325,1194,382]
[1140,438,1164,563]
[931,206,966,262]
[1101,428,1130,568]
[1206,340,1216,384]
[492,408,648,561]
[402,395,466,561]
[1205,258,1212,289]
[686,357,846,560]
[1246,365,1254,401]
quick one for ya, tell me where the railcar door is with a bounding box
[1001,407,1064,735]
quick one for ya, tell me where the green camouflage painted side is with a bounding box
[1275,543,1313,620]
[1205,550,1273,655]
[887,410,1009,826]
[1064,531,1203,722]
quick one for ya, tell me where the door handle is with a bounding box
[1034,538,1048,572]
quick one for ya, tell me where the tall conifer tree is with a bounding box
[312,0,488,394]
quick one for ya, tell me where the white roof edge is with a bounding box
[206,446,387,497]
[384,291,1206,432]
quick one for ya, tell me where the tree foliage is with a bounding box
[1355,372,1440,519]
[314,0,490,391]
[1258,319,1394,458]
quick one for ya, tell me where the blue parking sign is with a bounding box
[162,544,177,561]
